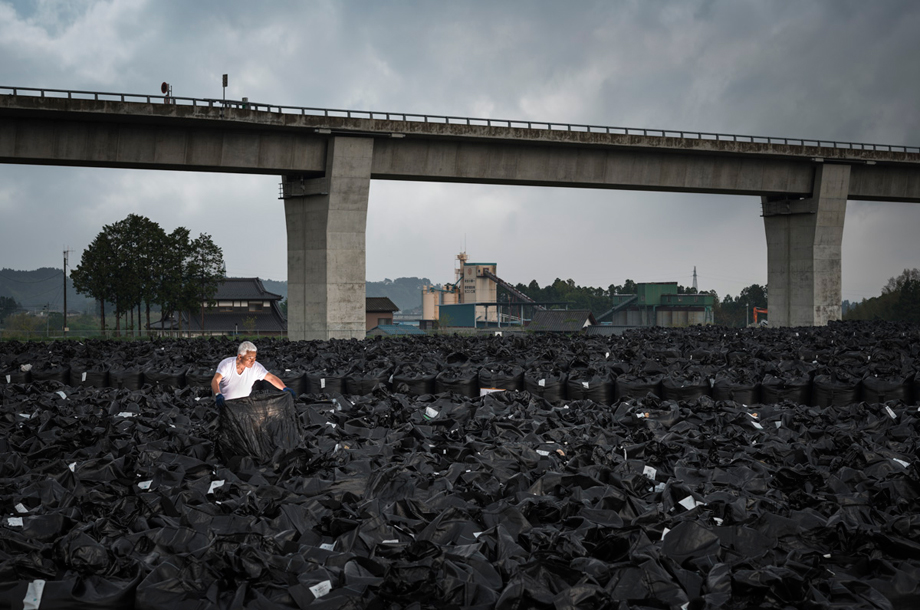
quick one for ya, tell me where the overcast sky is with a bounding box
[1,0,918,306]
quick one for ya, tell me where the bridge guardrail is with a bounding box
[3,85,918,154]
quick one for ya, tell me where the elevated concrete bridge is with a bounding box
[2,87,919,338]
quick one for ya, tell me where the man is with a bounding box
[211,341,295,407]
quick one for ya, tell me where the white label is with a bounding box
[68,462,76,472]
[15,503,28,514]
[425,407,439,419]
[137,480,152,490]
[5,375,9,383]
[605,352,610,359]
[326,422,337,428]
[538,379,546,387]
[643,465,657,479]
[582,381,589,389]
[751,421,763,430]
[885,406,897,419]
[56,391,67,400]
[654,482,666,492]
[116,412,136,418]
[320,378,326,389]
[309,580,332,598]
[382,539,399,544]
[679,496,702,510]
[208,480,225,494]
[713,517,724,526]
[7,517,24,527]
[536,450,550,456]
[480,388,505,396]
[661,527,670,540]
[23,579,45,610]
[81,372,87,382]
[319,543,335,551]
[334,444,342,453]
[893,458,910,468]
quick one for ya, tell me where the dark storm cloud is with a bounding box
[0,0,917,306]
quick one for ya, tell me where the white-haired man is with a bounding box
[211,341,294,407]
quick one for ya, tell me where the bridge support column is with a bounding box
[762,163,849,327]
[283,136,373,340]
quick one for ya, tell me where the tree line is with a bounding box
[505,278,769,327]
[843,269,920,323]
[71,214,226,336]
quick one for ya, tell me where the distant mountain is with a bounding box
[366,277,431,313]
[0,267,96,313]
[258,278,288,299]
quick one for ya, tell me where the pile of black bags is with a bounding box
[1,320,919,609]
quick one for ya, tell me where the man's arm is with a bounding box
[211,372,223,396]
[263,372,286,391]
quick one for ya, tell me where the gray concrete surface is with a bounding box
[284,137,373,341]
[762,164,849,327]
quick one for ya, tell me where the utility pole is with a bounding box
[63,248,72,337]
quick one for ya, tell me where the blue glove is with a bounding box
[215,393,226,408]
[283,387,296,398]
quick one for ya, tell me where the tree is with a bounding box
[895,278,920,323]
[188,233,226,335]
[845,268,920,322]
[883,268,920,294]
[123,214,168,336]
[158,229,225,337]
[71,229,118,335]
[0,296,19,324]
[74,216,224,337]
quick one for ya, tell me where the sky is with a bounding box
[1,0,919,307]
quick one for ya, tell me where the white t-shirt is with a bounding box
[216,356,268,400]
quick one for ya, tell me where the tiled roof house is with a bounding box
[149,278,287,336]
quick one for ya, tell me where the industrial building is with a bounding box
[422,254,714,331]
[422,252,500,329]
[596,282,715,328]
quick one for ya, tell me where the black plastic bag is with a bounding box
[216,391,304,465]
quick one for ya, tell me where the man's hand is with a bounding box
[215,393,226,408]
[283,387,296,398]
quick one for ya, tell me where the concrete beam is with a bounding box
[763,163,850,327]
[284,136,373,340]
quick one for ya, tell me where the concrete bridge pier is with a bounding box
[283,136,373,340]
[762,163,850,327]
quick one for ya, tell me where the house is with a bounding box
[526,309,596,333]
[366,297,399,330]
[148,277,287,336]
